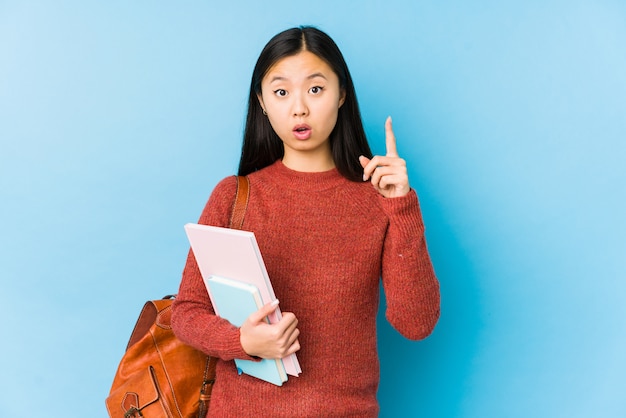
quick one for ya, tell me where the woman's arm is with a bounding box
[171,176,256,360]
[360,117,440,339]
[171,176,301,360]
[380,191,440,340]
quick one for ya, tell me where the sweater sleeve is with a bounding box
[379,189,440,340]
[171,176,257,361]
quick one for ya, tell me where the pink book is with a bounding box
[184,223,302,377]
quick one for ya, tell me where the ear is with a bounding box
[338,89,346,108]
[257,93,266,114]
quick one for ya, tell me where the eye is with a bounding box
[274,89,288,97]
[309,86,323,94]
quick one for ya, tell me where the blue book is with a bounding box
[205,275,288,386]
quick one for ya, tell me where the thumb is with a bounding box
[249,299,279,324]
[359,155,370,169]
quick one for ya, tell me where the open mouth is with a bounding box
[292,124,312,140]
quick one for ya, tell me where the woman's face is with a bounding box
[258,50,345,169]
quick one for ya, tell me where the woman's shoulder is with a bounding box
[210,175,239,200]
[195,175,240,227]
[214,174,238,188]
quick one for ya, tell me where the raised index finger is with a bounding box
[385,116,398,157]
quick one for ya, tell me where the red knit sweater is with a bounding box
[172,160,440,417]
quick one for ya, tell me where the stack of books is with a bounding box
[185,223,302,386]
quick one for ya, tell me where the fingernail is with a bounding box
[271,299,280,306]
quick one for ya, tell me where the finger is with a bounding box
[362,155,400,181]
[385,116,398,157]
[279,325,300,353]
[289,335,301,352]
[362,155,393,181]
[284,339,301,357]
[370,162,408,185]
[278,312,298,333]
[249,299,279,324]
[369,166,396,192]
[270,312,298,340]
[287,328,300,346]
[369,165,394,185]
[378,173,405,191]
[360,155,374,181]
[276,317,299,355]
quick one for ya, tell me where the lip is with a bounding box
[292,124,312,140]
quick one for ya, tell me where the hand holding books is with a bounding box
[240,300,301,360]
[185,223,302,385]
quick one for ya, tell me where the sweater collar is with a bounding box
[262,160,346,191]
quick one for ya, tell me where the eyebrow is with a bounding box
[268,72,328,83]
[307,72,327,80]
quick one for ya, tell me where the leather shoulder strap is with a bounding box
[230,175,249,229]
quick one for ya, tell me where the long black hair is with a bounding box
[237,26,372,182]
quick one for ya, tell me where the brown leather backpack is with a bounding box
[105,176,250,417]
[105,297,217,418]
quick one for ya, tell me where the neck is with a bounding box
[282,148,335,173]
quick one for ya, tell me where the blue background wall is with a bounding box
[1,1,625,417]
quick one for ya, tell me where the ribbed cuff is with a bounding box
[220,328,258,361]
[378,189,425,233]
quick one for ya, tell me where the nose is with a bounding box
[292,93,308,117]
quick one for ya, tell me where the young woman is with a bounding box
[172,26,440,417]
